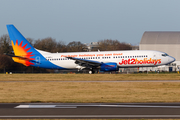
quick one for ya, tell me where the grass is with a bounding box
[0,73,180,81]
[2,119,180,120]
[0,82,180,103]
[1,73,180,103]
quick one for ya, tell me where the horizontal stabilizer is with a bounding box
[4,53,40,64]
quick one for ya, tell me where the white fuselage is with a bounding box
[40,50,175,69]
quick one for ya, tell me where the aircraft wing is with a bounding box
[67,57,102,67]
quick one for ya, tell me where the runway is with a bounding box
[1,103,180,119]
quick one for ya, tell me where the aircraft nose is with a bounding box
[169,56,176,62]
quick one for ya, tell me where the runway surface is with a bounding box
[1,103,180,119]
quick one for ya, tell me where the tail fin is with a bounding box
[6,24,65,70]
[6,24,43,66]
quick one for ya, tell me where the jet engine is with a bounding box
[100,63,118,71]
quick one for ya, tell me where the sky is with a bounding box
[1,0,180,45]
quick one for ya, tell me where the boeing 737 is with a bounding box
[6,24,175,73]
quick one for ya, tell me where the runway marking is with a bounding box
[1,115,180,118]
[15,105,77,108]
[15,104,180,109]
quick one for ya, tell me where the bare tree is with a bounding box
[56,41,67,52]
[34,37,58,52]
[118,42,132,50]
[33,37,67,53]
[0,55,13,72]
[98,39,132,51]
[0,34,12,54]
[67,41,86,52]
[26,38,34,45]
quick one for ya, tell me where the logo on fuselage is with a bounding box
[119,58,161,65]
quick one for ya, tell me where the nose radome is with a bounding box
[169,56,176,62]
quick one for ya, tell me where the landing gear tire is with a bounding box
[89,69,95,74]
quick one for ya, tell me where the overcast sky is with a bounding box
[0,0,180,45]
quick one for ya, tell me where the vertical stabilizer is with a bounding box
[6,25,43,66]
[6,24,65,69]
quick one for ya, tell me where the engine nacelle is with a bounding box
[100,63,118,71]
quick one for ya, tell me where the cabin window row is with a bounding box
[47,55,148,61]
[113,55,148,59]
[47,57,101,61]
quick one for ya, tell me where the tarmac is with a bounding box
[1,103,180,119]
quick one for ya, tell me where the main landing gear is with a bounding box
[89,68,96,74]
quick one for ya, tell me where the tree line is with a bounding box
[0,34,132,73]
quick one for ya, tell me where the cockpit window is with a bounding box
[162,53,169,57]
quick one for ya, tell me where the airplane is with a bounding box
[6,24,176,74]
